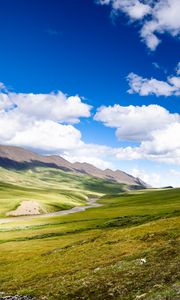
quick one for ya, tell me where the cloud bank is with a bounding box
[1,84,180,176]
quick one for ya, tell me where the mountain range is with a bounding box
[0,145,147,188]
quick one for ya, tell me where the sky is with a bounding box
[0,0,180,187]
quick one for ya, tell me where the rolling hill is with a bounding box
[0,145,146,218]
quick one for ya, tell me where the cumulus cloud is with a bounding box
[95,104,179,141]
[139,122,180,163]
[97,0,151,20]
[0,86,114,170]
[6,119,83,152]
[0,87,90,153]
[127,63,180,96]
[6,91,92,124]
[1,83,180,174]
[112,122,180,165]
[96,0,180,50]
[95,103,180,166]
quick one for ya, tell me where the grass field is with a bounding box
[0,167,126,217]
[0,181,180,299]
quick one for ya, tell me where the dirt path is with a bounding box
[0,198,101,225]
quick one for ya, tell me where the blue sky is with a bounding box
[0,0,180,187]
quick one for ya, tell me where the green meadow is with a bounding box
[0,167,125,217]
[0,167,180,299]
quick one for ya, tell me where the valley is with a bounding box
[0,146,179,300]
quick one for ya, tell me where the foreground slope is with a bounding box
[0,188,180,299]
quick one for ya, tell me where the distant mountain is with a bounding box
[0,145,148,188]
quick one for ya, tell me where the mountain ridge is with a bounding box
[0,145,147,188]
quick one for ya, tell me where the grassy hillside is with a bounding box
[0,188,180,299]
[0,167,126,217]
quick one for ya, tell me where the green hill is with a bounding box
[0,166,126,217]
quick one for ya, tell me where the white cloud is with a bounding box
[130,167,180,187]
[140,122,180,163]
[131,168,160,187]
[176,62,180,75]
[95,104,179,141]
[96,0,180,50]
[8,91,92,124]
[63,143,113,170]
[127,63,180,96]
[0,82,7,92]
[0,87,114,170]
[95,103,180,167]
[168,76,180,90]
[7,120,83,152]
[1,83,180,181]
[0,93,13,111]
[97,0,151,20]
[127,73,176,96]
[112,122,180,165]
[0,87,90,154]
